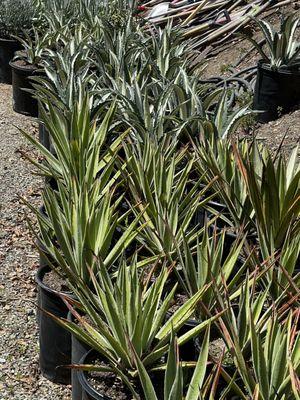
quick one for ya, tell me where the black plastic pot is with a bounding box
[77,350,110,400]
[0,38,21,84]
[36,265,72,384]
[38,107,51,150]
[253,61,300,123]
[36,223,48,324]
[69,312,92,400]
[39,120,51,150]
[36,206,48,268]
[9,61,39,117]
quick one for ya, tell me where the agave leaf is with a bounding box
[156,285,209,341]
[131,345,158,400]
[186,325,210,400]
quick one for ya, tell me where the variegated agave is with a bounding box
[244,14,300,70]
[48,259,219,398]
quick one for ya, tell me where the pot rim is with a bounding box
[258,59,300,75]
[35,264,73,297]
[77,350,112,400]
[9,59,39,73]
[0,37,19,43]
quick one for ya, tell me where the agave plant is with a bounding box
[192,137,257,231]
[91,18,209,146]
[249,311,300,400]
[234,144,300,295]
[135,328,212,399]
[222,307,300,400]
[259,229,300,299]
[122,136,216,261]
[36,0,82,34]
[214,275,278,355]
[23,96,115,187]
[31,27,93,117]
[244,13,300,70]
[48,260,220,397]
[175,226,247,319]
[30,182,143,283]
[202,89,254,140]
[13,28,52,67]
[24,99,146,283]
[235,145,300,250]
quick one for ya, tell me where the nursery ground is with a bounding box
[0,83,71,399]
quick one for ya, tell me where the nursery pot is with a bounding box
[36,206,49,269]
[38,106,51,150]
[0,38,21,84]
[9,60,39,117]
[36,265,72,384]
[253,61,300,123]
[77,350,114,400]
[68,312,92,400]
[39,120,51,151]
[77,351,162,399]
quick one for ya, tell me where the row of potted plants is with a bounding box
[1,1,300,123]
[8,0,300,398]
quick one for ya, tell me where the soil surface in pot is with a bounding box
[11,59,38,71]
[209,338,234,367]
[87,359,144,400]
[43,269,69,292]
[168,293,189,314]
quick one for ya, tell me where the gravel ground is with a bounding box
[252,109,300,156]
[0,83,71,399]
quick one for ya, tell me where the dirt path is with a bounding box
[0,84,71,399]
